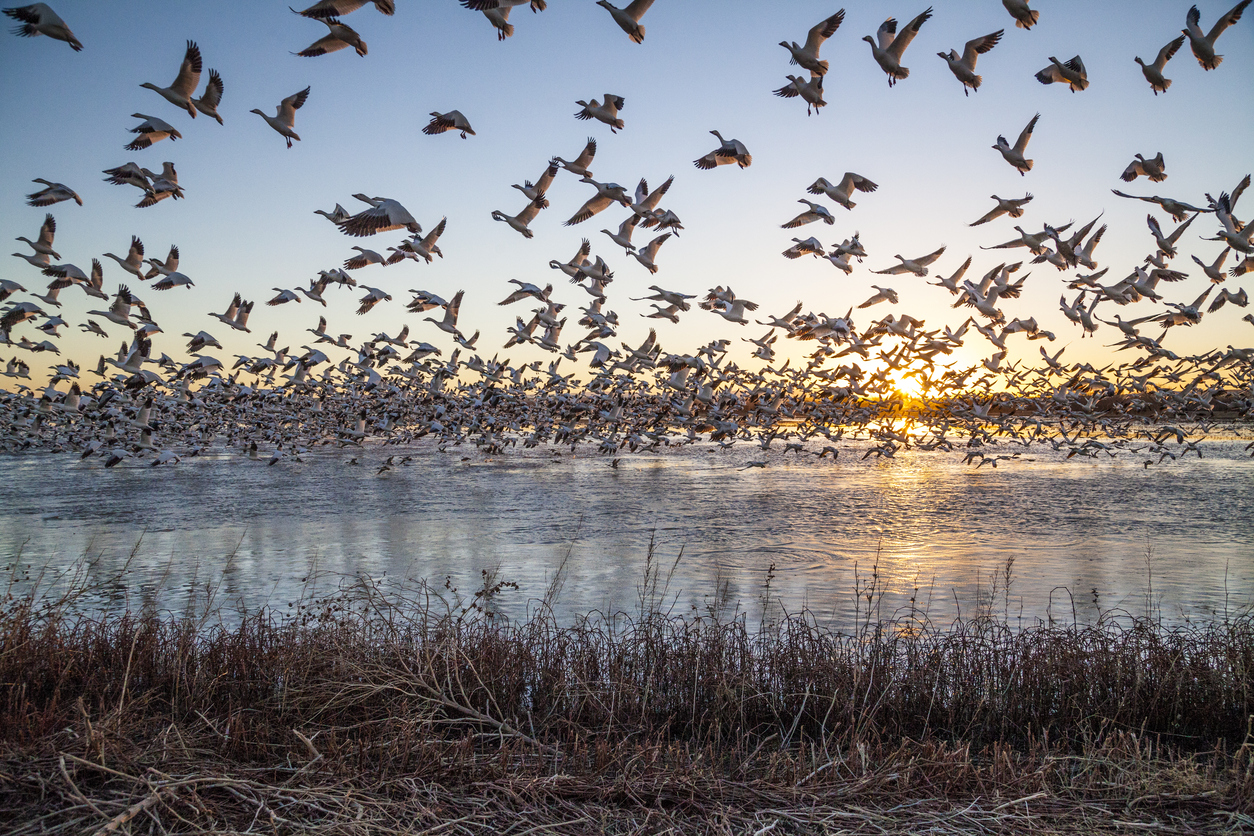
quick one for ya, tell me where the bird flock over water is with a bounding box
[2,0,1254,470]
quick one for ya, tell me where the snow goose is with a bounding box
[1183,1,1251,70]
[460,0,547,41]
[344,246,387,269]
[141,40,202,118]
[143,244,178,279]
[1109,189,1212,222]
[102,162,154,192]
[424,290,465,336]
[15,213,58,260]
[993,113,1038,176]
[1193,248,1232,282]
[602,215,640,252]
[782,199,835,228]
[386,217,447,263]
[512,160,558,206]
[87,285,139,329]
[858,285,899,308]
[102,237,146,279]
[26,178,80,207]
[807,173,877,210]
[1121,152,1166,183]
[294,0,395,19]
[1001,0,1039,30]
[209,294,253,331]
[597,0,653,44]
[780,10,845,76]
[1035,55,1089,92]
[136,162,182,207]
[863,7,933,87]
[969,193,1032,226]
[492,195,547,238]
[574,95,625,133]
[295,15,367,56]
[1147,212,1197,258]
[267,288,302,306]
[782,237,825,259]
[126,114,182,149]
[873,246,945,277]
[628,232,671,274]
[3,3,80,50]
[1135,34,1185,94]
[629,175,672,219]
[694,131,752,169]
[773,73,826,115]
[549,239,592,278]
[937,29,1003,95]
[315,203,349,223]
[340,195,422,236]
[554,137,597,177]
[251,86,310,148]
[423,110,476,138]
[192,69,225,124]
[564,177,631,225]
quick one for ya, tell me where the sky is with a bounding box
[1,0,1252,387]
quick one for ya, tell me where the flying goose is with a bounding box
[102,237,146,279]
[779,10,845,76]
[251,86,310,148]
[512,160,558,206]
[628,232,671,273]
[293,0,395,19]
[596,0,653,44]
[209,293,253,331]
[554,137,597,177]
[564,177,631,225]
[937,29,1003,95]
[1183,1,1251,70]
[340,195,422,236]
[1135,34,1185,94]
[602,214,640,252]
[969,193,1032,226]
[423,110,476,138]
[424,290,465,336]
[694,131,752,169]
[993,113,1039,176]
[781,199,835,228]
[863,7,933,87]
[136,162,182,207]
[1110,189,1212,222]
[295,15,367,57]
[1035,55,1089,92]
[807,173,878,210]
[3,3,80,50]
[87,285,139,329]
[26,178,81,207]
[492,195,547,238]
[1001,0,1039,29]
[125,113,182,149]
[1121,152,1166,183]
[192,69,225,124]
[574,95,625,133]
[15,213,58,259]
[773,73,826,115]
[873,246,946,277]
[141,40,202,118]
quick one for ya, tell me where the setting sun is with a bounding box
[892,372,924,398]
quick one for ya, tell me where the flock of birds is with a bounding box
[2,0,1253,473]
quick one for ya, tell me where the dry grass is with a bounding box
[2,558,1253,834]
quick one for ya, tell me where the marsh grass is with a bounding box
[2,550,1253,834]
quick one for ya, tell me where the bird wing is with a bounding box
[962,29,1003,65]
[1208,0,1251,41]
[171,40,203,96]
[1146,214,1164,238]
[888,6,932,59]
[446,290,464,323]
[644,232,671,256]
[295,0,373,19]
[841,172,878,193]
[774,81,802,98]
[423,217,447,246]
[573,137,597,168]
[198,69,224,109]
[280,86,311,122]
[1035,63,1064,84]
[970,204,1005,226]
[875,17,898,50]
[38,213,56,247]
[803,9,845,54]
[1156,33,1185,66]
[298,32,350,56]
[517,196,546,224]
[1013,113,1039,154]
[534,161,559,193]
[915,245,946,266]
[623,0,655,21]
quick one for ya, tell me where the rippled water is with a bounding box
[3,438,1252,630]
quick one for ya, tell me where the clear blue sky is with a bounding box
[2,1,1252,383]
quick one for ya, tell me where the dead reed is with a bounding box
[2,558,1252,834]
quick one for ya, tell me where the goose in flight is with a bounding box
[574,95,625,133]
[628,232,671,273]
[1001,0,1039,29]
[492,196,546,238]
[102,162,155,192]
[554,137,597,177]
[3,3,81,50]
[210,293,253,331]
[512,160,558,206]
[423,110,476,138]
[863,7,933,87]
[295,15,368,57]
[993,113,1038,176]
[597,0,653,44]
[782,237,825,259]
[15,213,58,260]
[1208,193,1254,254]
[340,195,422,236]
[564,177,631,225]
[773,73,826,115]
[87,285,139,329]
[141,40,202,118]
[1035,55,1089,92]
[694,131,752,169]
[461,0,546,41]
[1110,189,1211,222]
[1135,34,1185,94]
[1147,212,1197,258]
[251,86,309,148]
[102,237,146,280]
[780,10,845,76]
[136,162,182,207]
[424,290,465,337]
[143,244,178,280]
[1192,247,1232,282]
[602,214,640,252]
[969,193,1032,226]
[1121,152,1166,183]
[858,285,899,308]
[26,178,80,207]
[498,280,551,306]
[629,175,673,220]
[192,69,225,124]
[344,246,387,269]
[781,199,835,228]
[1183,1,1251,70]
[386,217,447,263]
[294,0,394,20]
[937,29,1002,95]
[873,246,945,277]
[125,114,182,149]
[807,173,877,210]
